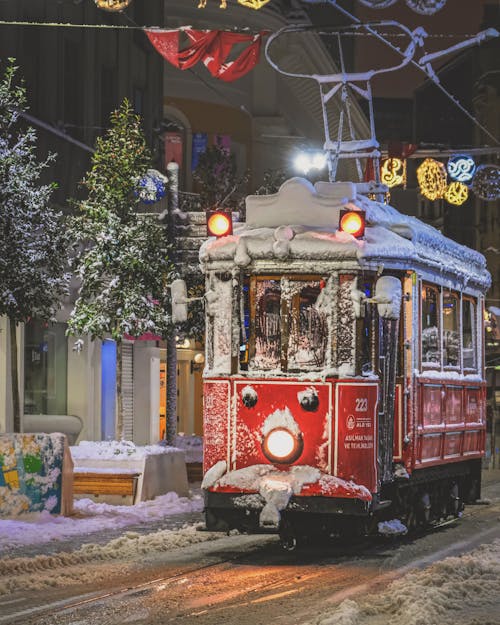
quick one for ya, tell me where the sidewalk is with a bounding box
[0,486,205,561]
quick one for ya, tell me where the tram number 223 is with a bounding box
[355,397,368,412]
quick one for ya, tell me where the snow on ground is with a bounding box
[0,438,206,553]
[0,489,204,553]
[307,538,500,625]
[0,524,222,596]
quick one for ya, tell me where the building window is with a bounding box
[24,321,68,415]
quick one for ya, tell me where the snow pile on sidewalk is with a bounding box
[0,490,203,552]
[0,524,221,596]
[70,439,184,460]
[308,538,500,625]
[172,434,203,464]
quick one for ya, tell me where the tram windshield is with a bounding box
[248,277,328,372]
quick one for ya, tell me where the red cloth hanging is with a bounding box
[388,142,418,159]
[145,28,265,82]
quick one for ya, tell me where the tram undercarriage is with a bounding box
[204,459,483,547]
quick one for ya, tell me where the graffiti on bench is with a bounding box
[0,433,70,516]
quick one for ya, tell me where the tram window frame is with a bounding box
[246,275,329,373]
[421,283,441,369]
[442,289,460,369]
[462,296,477,372]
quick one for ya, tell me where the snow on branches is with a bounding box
[0,60,70,324]
[68,99,174,342]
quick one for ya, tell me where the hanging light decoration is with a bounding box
[197,0,227,7]
[471,164,500,201]
[447,154,476,183]
[444,182,468,206]
[357,0,398,7]
[380,158,406,188]
[238,0,272,7]
[136,169,168,204]
[417,158,447,201]
[404,0,447,15]
[94,0,132,11]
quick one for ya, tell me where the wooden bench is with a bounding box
[73,472,141,500]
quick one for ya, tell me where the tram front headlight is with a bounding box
[262,427,303,464]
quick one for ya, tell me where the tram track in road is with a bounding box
[0,536,275,625]
[3,490,499,625]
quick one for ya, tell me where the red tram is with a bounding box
[199,177,490,547]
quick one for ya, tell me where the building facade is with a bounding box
[0,0,369,444]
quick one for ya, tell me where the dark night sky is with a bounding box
[352,0,499,97]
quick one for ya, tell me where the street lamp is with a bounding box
[293,151,327,175]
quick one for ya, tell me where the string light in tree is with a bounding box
[472,164,500,201]
[94,0,132,11]
[447,154,476,183]
[417,158,447,201]
[380,158,406,188]
[404,0,447,15]
[444,181,468,206]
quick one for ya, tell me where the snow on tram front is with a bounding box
[198,177,490,547]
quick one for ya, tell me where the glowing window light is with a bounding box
[447,154,476,183]
[444,181,468,206]
[380,158,406,188]
[94,0,132,11]
[417,158,447,201]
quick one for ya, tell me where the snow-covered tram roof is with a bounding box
[199,177,491,292]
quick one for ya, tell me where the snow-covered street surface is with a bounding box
[0,470,499,625]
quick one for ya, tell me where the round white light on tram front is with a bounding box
[262,427,303,464]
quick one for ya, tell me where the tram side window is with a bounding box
[443,290,459,368]
[253,279,281,370]
[287,282,328,371]
[421,285,440,366]
[462,297,477,370]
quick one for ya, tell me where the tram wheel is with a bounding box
[280,535,298,551]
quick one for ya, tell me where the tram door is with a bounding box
[374,276,402,485]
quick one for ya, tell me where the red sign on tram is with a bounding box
[335,383,378,493]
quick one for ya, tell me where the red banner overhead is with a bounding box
[145,28,265,82]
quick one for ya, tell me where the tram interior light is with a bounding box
[339,209,366,239]
[207,210,233,237]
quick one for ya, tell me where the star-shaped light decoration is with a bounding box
[197,0,271,8]
[238,0,272,8]
[94,0,132,11]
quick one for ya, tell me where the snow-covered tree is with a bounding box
[0,59,70,432]
[68,99,174,440]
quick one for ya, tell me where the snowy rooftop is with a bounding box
[199,177,490,291]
